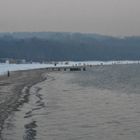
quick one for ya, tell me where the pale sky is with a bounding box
[0,0,140,36]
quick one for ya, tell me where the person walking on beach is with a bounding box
[7,71,10,77]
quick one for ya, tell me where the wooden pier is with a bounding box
[45,66,87,72]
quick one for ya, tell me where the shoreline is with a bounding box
[0,69,47,136]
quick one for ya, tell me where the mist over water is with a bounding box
[2,65,140,140]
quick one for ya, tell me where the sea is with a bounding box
[1,64,140,140]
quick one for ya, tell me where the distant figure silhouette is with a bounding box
[7,71,10,77]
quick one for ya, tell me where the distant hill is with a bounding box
[0,32,140,61]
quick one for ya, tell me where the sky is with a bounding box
[0,0,140,36]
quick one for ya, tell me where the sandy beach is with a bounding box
[0,69,47,136]
[1,64,140,140]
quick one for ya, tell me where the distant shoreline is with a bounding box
[1,60,140,75]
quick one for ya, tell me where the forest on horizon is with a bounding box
[0,32,140,62]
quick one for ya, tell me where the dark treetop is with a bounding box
[0,32,140,61]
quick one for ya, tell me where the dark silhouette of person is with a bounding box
[7,71,10,77]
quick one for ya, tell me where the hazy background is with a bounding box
[0,0,140,36]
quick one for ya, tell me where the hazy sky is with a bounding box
[0,0,140,36]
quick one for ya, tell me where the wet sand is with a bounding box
[1,64,140,140]
[0,69,47,136]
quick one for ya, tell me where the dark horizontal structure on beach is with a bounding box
[46,66,87,72]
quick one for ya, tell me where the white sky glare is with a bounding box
[0,0,140,36]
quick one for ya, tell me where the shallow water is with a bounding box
[2,68,140,140]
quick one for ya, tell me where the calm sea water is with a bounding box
[2,67,140,140]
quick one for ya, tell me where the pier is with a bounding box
[45,66,87,72]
